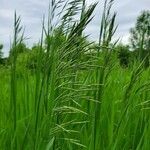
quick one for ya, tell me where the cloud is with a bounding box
[86,0,150,43]
[0,0,150,56]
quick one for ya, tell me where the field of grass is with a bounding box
[1,63,150,149]
[0,0,150,150]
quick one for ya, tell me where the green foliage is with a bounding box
[0,44,3,61]
[0,44,3,49]
[45,28,66,47]
[116,44,130,67]
[9,43,29,58]
[25,45,43,70]
[130,10,150,60]
[0,0,150,150]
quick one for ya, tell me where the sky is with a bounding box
[0,0,150,57]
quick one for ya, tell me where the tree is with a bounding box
[115,44,130,68]
[9,43,29,58]
[0,44,3,58]
[130,10,150,60]
[26,44,45,70]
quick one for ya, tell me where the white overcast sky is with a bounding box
[0,0,150,56]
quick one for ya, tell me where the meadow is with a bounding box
[0,0,150,149]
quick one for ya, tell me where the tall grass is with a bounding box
[0,0,150,149]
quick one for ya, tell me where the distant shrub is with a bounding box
[116,44,130,68]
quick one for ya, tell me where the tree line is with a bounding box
[0,10,150,69]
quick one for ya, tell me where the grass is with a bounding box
[1,65,150,149]
[0,0,150,149]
